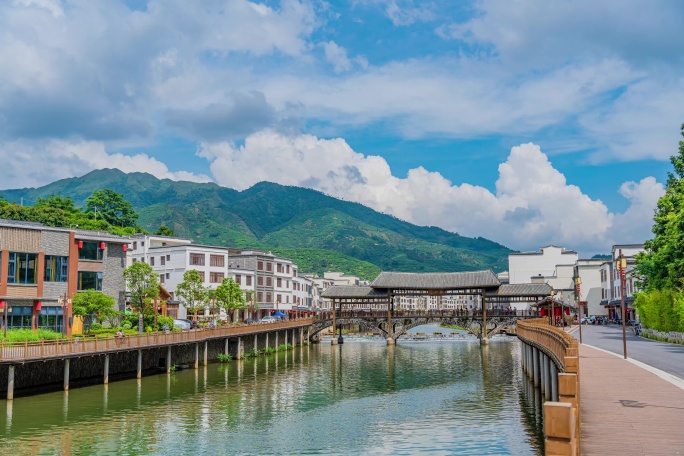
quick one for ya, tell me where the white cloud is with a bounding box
[199,130,663,253]
[0,139,212,189]
[322,41,353,73]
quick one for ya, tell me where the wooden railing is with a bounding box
[517,318,580,456]
[0,318,313,363]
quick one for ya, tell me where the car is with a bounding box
[244,318,256,324]
[261,316,277,323]
[173,319,191,330]
[581,317,591,324]
[177,318,198,329]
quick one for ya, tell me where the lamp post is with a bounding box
[550,290,555,326]
[617,250,628,359]
[576,276,582,344]
[57,294,71,338]
[1,300,7,338]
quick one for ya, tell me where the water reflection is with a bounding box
[0,340,542,455]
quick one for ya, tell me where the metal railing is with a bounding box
[325,309,539,319]
[0,318,313,363]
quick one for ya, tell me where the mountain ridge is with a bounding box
[1,169,513,278]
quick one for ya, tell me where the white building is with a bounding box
[509,246,579,284]
[599,244,644,320]
[575,258,605,317]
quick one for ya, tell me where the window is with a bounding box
[235,275,241,285]
[210,255,225,267]
[246,276,252,286]
[266,277,272,287]
[190,253,205,266]
[132,258,138,263]
[78,271,103,291]
[37,306,64,332]
[287,265,290,274]
[277,278,282,287]
[166,273,170,279]
[79,241,103,261]
[257,291,263,303]
[210,272,224,283]
[150,256,155,266]
[44,256,68,282]
[197,271,205,281]
[266,262,272,272]
[257,276,264,286]
[166,255,170,261]
[257,261,264,271]
[161,256,165,266]
[277,263,282,273]
[266,292,272,303]
[286,280,289,289]
[133,241,137,250]
[160,275,165,284]
[8,253,38,284]
[277,294,282,303]
[141,242,145,247]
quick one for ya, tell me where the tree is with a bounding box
[85,189,138,227]
[636,124,684,291]
[35,194,78,215]
[215,278,247,320]
[123,262,160,333]
[72,290,118,334]
[176,270,208,320]
[245,289,256,320]
[155,224,176,236]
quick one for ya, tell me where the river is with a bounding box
[0,335,543,455]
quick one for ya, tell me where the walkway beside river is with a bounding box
[580,344,684,455]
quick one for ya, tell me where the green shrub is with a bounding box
[90,322,103,331]
[122,322,132,330]
[263,347,276,355]
[0,329,64,343]
[277,343,293,352]
[217,353,233,362]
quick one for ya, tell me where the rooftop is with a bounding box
[371,270,500,290]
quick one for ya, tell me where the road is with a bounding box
[578,323,684,380]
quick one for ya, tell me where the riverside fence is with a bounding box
[517,318,580,456]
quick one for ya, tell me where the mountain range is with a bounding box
[0,169,513,279]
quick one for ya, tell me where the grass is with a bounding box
[0,329,65,343]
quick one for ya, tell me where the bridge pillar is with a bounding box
[275,331,279,350]
[104,354,110,384]
[63,358,70,392]
[224,338,229,356]
[254,334,258,352]
[237,337,243,360]
[137,350,142,379]
[331,337,338,345]
[480,337,489,346]
[386,337,395,346]
[533,347,540,387]
[550,361,559,401]
[540,353,546,394]
[543,355,551,401]
[266,332,269,349]
[194,343,199,369]
[7,365,15,400]
[203,341,208,366]
[166,346,172,374]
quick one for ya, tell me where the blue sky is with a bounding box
[1,0,683,255]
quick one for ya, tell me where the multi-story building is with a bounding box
[599,244,644,320]
[303,273,335,310]
[575,258,605,317]
[0,219,128,335]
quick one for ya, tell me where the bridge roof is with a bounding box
[321,286,388,299]
[370,270,500,290]
[485,283,552,297]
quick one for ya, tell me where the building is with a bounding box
[599,244,644,320]
[575,258,605,317]
[0,220,128,336]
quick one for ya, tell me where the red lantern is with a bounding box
[123,244,128,252]
[78,240,83,249]
[0,301,5,309]
[100,242,106,250]
[35,301,42,311]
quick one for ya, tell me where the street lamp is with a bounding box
[576,276,583,344]
[617,250,628,359]
[550,290,555,326]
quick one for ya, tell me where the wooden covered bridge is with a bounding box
[319,270,552,345]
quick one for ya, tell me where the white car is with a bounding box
[173,319,192,330]
[261,316,277,323]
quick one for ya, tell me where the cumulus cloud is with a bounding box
[322,41,353,73]
[0,139,212,189]
[199,130,663,253]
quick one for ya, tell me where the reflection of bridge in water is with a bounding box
[319,271,552,345]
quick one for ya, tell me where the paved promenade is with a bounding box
[580,343,684,455]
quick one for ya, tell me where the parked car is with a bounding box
[177,319,198,329]
[261,316,277,323]
[173,319,192,330]
[244,318,256,324]
[581,317,591,324]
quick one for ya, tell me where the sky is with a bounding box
[1,0,683,256]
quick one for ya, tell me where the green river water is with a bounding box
[0,337,544,455]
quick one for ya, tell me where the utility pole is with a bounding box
[575,275,582,344]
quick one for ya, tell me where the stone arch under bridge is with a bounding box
[321,271,553,344]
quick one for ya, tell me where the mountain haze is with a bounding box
[1,169,513,278]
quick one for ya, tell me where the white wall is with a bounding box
[509,246,578,284]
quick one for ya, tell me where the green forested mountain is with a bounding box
[0,169,513,279]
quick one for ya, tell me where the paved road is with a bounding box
[578,323,684,380]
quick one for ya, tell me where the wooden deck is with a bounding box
[580,344,684,455]
[0,318,313,364]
